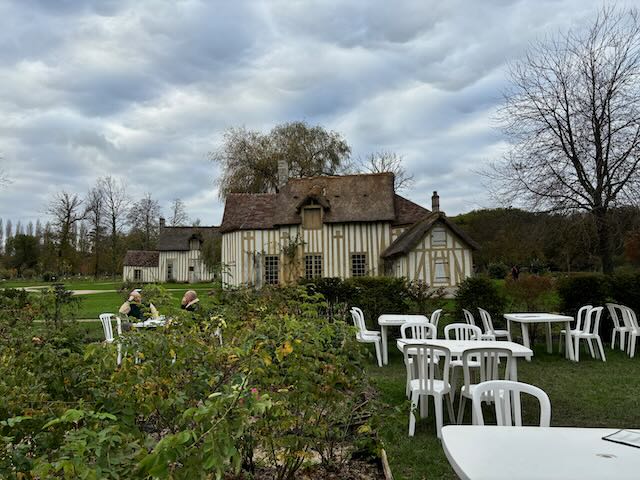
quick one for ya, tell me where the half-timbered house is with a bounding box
[122,222,220,283]
[220,166,478,288]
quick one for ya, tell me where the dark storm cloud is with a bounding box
[0,0,634,227]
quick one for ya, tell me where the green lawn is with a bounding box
[367,340,640,479]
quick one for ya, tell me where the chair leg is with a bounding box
[587,339,595,359]
[596,337,606,362]
[447,393,456,424]
[574,336,580,362]
[435,395,444,439]
[630,335,636,359]
[420,393,428,418]
[457,395,467,425]
[620,331,626,351]
[409,390,418,436]
[374,340,383,367]
[116,343,122,366]
[611,330,617,350]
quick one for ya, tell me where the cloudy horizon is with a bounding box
[0,0,635,228]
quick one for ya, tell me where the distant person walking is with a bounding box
[511,265,520,281]
[181,290,200,312]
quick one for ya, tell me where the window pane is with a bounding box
[434,258,449,282]
[431,227,446,247]
[264,255,279,285]
[305,254,323,279]
[351,254,367,277]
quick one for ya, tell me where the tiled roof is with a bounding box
[221,173,431,232]
[123,250,159,267]
[157,226,220,251]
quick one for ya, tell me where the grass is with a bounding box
[367,335,640,480]
[1,279,217,318]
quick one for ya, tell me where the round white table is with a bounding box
[442,425,640,479]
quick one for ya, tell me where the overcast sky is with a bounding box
[0,0,636,227]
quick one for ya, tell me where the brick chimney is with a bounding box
[431,191,440,212]
[277,159,289,189]
[159,217,166,228]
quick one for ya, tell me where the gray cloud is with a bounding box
[0,0,636,228]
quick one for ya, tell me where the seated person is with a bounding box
[119,289,159,321]
[181,290,200,312]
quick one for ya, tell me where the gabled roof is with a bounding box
[220,193,277,233]
[220,173,431,232]
[381,211,480,258]
[158,226,220,251]
[123,250,159,267]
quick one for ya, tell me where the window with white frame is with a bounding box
[434,257,450,282]
[304,254,323,279]
[431,226,447,247]
[351,253,367,277]
[264,255,279,285]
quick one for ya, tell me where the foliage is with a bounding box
[556,274,611,318]
[0,284,376,479]
[487,262,509,279]
[504,274,558,312]
[211,121,351,199]
[38,283,80,328]
[454,276,505,325]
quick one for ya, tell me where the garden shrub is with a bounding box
[0,284,376,479]
[487,262,509,279]
[504,274,559,312]
[609,271,640,313]
[454,276,505,326]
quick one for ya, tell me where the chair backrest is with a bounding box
[583,306,603,335]
[477,307,494,334]
[606,303,623,329]
[99,313,121,342]
[472,380,551,427]
[401,321,436,340]
[350,308,366,332]
[402,343,451,395]
[621,306,639,329]
[445,323,482,341]
[575,305,592,332]
[430,309,443,330]
[462,347,513,395]
[462,308,476,326]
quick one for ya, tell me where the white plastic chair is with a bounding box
[445,323,483,396]
[462,308,477,326]
[403,343,455,438]
[99,313,122,366]
[472,380,551,427]
[430,309,443,333]
[350,308,382,367]
[606,303,629,351]
[559,305,592,352]
[478,307,511,341]
[457,347,513,425]
[400,321,437,397]
[622,306,640,358]
[572,306,606,362]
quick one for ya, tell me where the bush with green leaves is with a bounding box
[454,276,506,326]
[0,284,376,479]
[487,262,509,279]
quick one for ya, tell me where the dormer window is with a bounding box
[302,206,322,230]
[189,237,201,250]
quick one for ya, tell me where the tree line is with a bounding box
[0,176,194,279]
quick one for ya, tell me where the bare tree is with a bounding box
[47,191,84,274]
[15,221,23,236]
[5,220,12,248]
[26,221,34,237]
[211,121,351,198]
[0,219,4,255]
[85,184,106,277]
[491,6,640,273]
[98,176,129,276]
[127,193,162,250]
[169,198,189,226]
[356,151,414,191]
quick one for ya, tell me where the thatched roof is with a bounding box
[123,250,159,267]
[157,226,220,251]
[220,173,430,232]
[381,211,480,258]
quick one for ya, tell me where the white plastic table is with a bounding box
[442,425,640,480]
[396,339,533,381]
[504,313,575,361]
[131,318,166,329]
[378,314,429,365]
